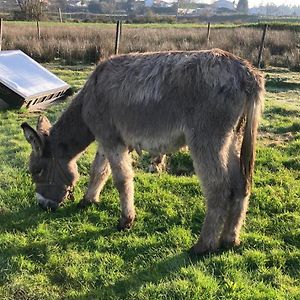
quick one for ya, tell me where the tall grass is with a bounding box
[2,22,300,69]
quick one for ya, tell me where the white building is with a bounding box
[213,0,235,10]
[145,0,154,7]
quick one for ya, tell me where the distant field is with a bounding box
[5,20,300,30]
[2,21,300,69]
[0,64,299,299]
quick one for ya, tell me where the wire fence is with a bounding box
[0,20,299,70]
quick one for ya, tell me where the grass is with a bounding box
[0,65,299,299]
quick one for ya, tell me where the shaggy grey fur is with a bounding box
[22,49,264,254]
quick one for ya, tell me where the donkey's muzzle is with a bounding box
[36,193,60,211]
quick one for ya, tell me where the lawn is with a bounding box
[0,65,299,300]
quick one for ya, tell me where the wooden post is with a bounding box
[119,20,123,42]
[114,20,121,55]
[59,8,63,23]
[257,24,268,69]
[207,21,211,46]
[0,18,3,51]
[36,20,41,39]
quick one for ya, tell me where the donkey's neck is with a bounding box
[50,96,94,160]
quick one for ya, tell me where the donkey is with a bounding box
[21,49,264,254]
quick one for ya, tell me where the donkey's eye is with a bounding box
[32,168,44,177]
[37,169,44,177]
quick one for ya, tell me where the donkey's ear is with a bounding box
[37,115,52,136]
[21,122,44,155]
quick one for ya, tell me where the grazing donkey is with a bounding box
[22,49,264,254]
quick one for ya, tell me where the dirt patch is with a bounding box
[258,131,295,146]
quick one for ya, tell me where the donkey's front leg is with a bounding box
[107,145,135,230]
[78,148,111,208]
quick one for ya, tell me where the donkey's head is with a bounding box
[21,116,79,210]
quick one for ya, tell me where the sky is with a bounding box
[239,0,299,7]
[164,1,300,7]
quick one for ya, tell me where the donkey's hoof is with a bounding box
[77,198,99,209]
[189,243,219,257]
[220,238,241,249]
[117,215,135,231]
[188,245,210,257]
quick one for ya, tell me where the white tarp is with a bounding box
[0,50,69,98]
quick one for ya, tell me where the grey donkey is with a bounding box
[21,49,264,254]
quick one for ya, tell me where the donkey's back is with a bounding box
[81,49,263,158]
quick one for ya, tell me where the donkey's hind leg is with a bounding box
[188,133,234,255]
[78,147,111,208]
[106,145,135,230]
[220,192,249,248]
[220,140,249,248]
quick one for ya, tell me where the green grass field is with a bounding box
[0,65,299,299]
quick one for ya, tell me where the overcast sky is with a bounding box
[239,0,298,6]
[166,1,300,7]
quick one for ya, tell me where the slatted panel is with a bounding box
[0,50,70,109]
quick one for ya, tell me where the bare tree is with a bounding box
[50,0,68,11]
[16,0,47,20]
[237,0,249,14]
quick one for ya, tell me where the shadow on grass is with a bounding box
[0,203,114,284]
[265,78,300,90]
[100,253,189,298]
[67,251,211,300]
[265,68,293,74]
[0,195,208,297]
[271,123,300,135]
[0,202,82,232]
[264,106,300,119]
[263,107,300,135]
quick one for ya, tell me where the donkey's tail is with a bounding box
[240,73,265,195]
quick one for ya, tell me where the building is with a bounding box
[145,0,154,7]
[213,0,235,10]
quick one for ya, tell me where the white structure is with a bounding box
[0,50,69,109]
[145,0,154,7]
[213,0,235,10]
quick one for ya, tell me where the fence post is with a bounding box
[59,8,63,23]
[114,20,121,55]
[206,21,211,46]
[119,20,123,42]
[257,24,268,69]
[0,18,3,51]
[36,20,41,39]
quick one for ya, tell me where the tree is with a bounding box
[50,0,68,11]
[99,0,116,14]
[87,0,102,14]
[16,0,47,20]
[87,0,116,14]
[237,0,248,14]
